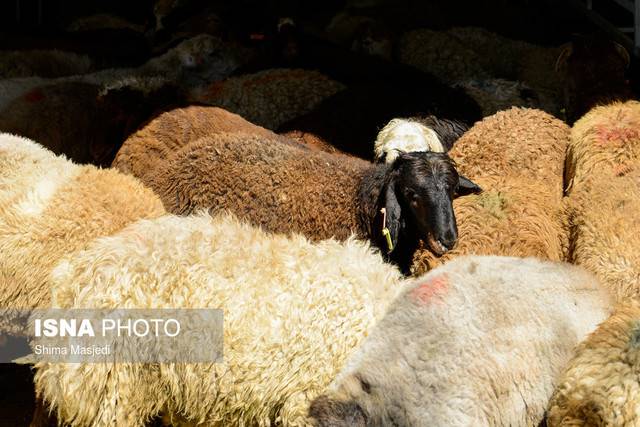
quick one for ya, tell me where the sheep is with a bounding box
[407,107,570,274]
[373,116,468,164]
[0,133,165,318]
[0,34,245,112]
[398,28,492,84]
[310,255,612,427]
[564,102,640,301]
[138,132,481,272]
[555,35,634,124]
[0,80,184,166]
[189,68,346,129]
[0,49,93,79]
[34,212,404,426]
[397,27,564,107]
[112,105,294,184]
[546,300,640,427]
[564,100,640,193]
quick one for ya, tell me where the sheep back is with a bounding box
[35,212,403,426]
[547,300,640,427]
[312,255,611,427]
[148,133,371,241]
[112,105,280,184]
[190,68,346,129]
[449,107,569,194]
[0,133,165,313]
[564,101,640,193]
[411,175,568,275]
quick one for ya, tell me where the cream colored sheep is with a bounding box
[564,100,640,194]
[310,255,612,427]
[34,212,403,426]
[547,300,640,427]
[564,101,640,301]
[0,133,165,315]
[189,68,345,129]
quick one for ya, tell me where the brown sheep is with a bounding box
[410,107,570,274]
[143,132,481,272]
[113,105,315,186]
[547,300,640,427]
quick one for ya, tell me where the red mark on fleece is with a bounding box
[23,88,45,103]
[410,273,449,306]
[594,125,640,147]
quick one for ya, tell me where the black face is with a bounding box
[384,152,481,256]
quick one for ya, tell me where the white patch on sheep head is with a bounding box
[374,119,444,164]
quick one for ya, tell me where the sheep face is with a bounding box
[309,371,408,427]
[386,152,481,257]
[555,36,631,123]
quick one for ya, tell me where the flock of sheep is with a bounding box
[1,1,640,426]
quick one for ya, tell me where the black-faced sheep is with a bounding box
[310,255,612,427]
[408,107,570,274]
[138,131,481,272]
[34,212,404,426]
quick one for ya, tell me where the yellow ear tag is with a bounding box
[380,208,394,253]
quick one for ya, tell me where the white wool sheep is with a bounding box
[34,212,403,426]
[0,133,165,319]
[310,256,612,427]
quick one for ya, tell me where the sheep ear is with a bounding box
[455,176,482,197]
[383,178,402,252]
[555,43,573,72]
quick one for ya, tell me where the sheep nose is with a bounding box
[439,230,457,250]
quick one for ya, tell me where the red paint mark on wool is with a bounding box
[410,273,449,306]
[23,89,45,103]
[595,125,640,147]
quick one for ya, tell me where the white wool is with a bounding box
[374,118,444,163]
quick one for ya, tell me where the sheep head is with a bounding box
[381,152,481,258]
[555,35,632,123]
